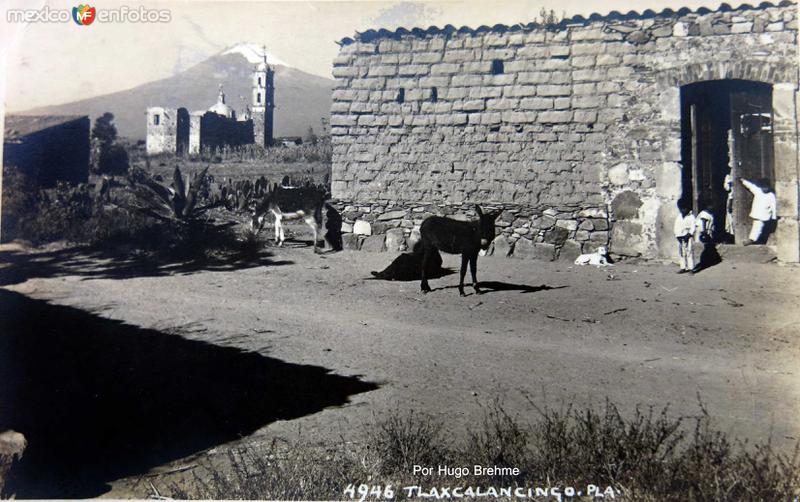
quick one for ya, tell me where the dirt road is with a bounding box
[2,242,800,494]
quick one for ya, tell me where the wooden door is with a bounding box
[730,89,774,242]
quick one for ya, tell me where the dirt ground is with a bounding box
[2,235,800,496]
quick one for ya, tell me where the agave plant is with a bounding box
[128,165,220,223]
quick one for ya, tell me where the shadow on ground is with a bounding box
[476,281,567,294]
[0,289,377,498]
[0,244,293,287]
[426,282,567,295]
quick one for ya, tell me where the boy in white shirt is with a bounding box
[674,200,696,274]
[695,205,715,243]
[739,178,777,244]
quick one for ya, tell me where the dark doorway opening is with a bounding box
[176,107,190,156]
[680,80,774,244]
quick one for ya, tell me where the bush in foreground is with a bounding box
[148,401,799,501]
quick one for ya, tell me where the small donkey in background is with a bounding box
[252,182,328,253]
[419,205,502,296]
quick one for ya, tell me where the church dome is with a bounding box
[208,85,234,118]
[208,101,234,118]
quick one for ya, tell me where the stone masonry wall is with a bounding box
[146,107,178,156]
[331,3,799,260]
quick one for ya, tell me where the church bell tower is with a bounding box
[252,46,275,147]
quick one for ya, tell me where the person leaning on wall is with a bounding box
[739,177,777,245]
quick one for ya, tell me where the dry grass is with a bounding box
[146,400,800,501]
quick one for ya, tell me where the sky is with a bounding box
[0,0,771,113]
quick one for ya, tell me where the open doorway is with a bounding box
[680,80,774,244]
[176,108,190,156]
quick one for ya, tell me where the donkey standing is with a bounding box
[252,183,328,253]
[419,205,502,296]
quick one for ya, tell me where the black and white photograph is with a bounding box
[1,0,799,499]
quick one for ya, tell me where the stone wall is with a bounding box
[336,200,610,261]
[330,2,800,260]
[145,107,178,155]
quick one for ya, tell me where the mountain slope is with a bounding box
[23,49,333,140]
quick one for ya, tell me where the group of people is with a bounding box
[674,177,777,274]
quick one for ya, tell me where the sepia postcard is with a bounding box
[1,0,799,499]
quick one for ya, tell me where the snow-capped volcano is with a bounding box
[222,43,290,67]
[26,42,332,139]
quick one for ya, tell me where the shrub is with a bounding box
[1,166,38,241]
[146,401,800,501]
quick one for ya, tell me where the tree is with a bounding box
[92,112,117,147]
[91,112,128,175]
[304,126,318,146]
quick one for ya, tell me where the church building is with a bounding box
[146,51,275,155]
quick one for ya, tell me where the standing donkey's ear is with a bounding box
[491,209,502,220]
[475,205,484,217]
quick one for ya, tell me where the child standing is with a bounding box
[724,174,735,236]
[739,177,777,244]
[674,201,696,274]
[695,204,715,243]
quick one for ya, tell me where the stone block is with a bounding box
[538,111,572,123]
[515,241,556,261]
[518,72,550,84]
[385,228,407,252]
[544,226,570,245]
[371,221,392,234]
[377,209,408,221]
[537,84,572,97]
[574,110,597,123]
[558,240,582,261]
[775,181,799,218]
[590,218,609,230]
[362,234,386,252]
[519,97,554,110]
[609,163,629,185]
[772,84,796,122]
[776,218,800,262]
[353,219,372,235]
[412,52,443,64]
[774,136,799,181]
[491,235,513,257]
[342,233,361,250]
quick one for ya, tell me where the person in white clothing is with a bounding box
[692,200,722,273]
[739,177,777,244]
[674,200,696,274]
[695,206,715,243]
[724,174,735,236]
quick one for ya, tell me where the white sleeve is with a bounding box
[741,179,759,195]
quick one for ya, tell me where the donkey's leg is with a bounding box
[420,245,432,293]
[275,215,286,246]
[470,253,481,294]
[458,254,469,296]
[305,216,321,253]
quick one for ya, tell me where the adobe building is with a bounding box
[146,53,275,155]
[330,1,799,262]
[3,114,90,187]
